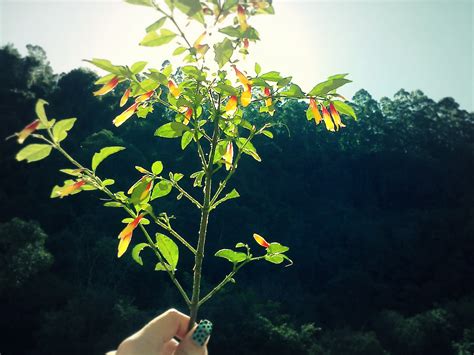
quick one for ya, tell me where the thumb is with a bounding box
[175,319,212,355]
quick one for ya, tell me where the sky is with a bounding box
[0,0,472,111]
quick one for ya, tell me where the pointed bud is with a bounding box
[93,76,119,96]
[233,66,251,86]
[113,102,139,127]
[135,90,154,103]
[193,31,207,48]
[253,233,270,248]
[223,141,234,171]
[241,85,252,107]
[168,80,181,98]
[117,214,144,258]
[56,180,86,198]
[237,5,249,31]
[321,105,335,132]
[225,96,238,115]
[309,98,323,125]
[120,88,131,107]
[329,102,346,130]
[17,119,40,144]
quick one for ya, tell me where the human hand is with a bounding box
[106,309,212,355]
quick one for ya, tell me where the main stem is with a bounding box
[188,109,220,330]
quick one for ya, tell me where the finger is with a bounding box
[141,308,191,344]
[175,319,212,355]
[162,339,179,355]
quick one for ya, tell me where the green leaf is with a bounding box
[242,27,260,40]
[267,242,289,254]
[91,146,125,171]
[262,130,273,139]
[213,188,240,208]
[140,29,177,47]
[332,100,357,120]
[213,140,228,164]
[219,26,241,38]
[131,243,150,266]
[214,38,234,68]
[104,201,122,208]
[16,144,52,163]
[236,138,261,162]
[235,242,247,248]
[308,77,352,97]
[52,118,77,143]
[190,170,205,187]
[280,84,305,98]
[222,0,238,11]
[264,254,285,264]
[136,105,154,119]
[215,83,238,96]
[173,46,187,56]
[155,233,179,269]
[122,217,150,225]
[155,262,172,271]
[277,76,292,88]
[174,0,202,17]
[146,17,167,32]
[154,122,190,138]
[215,249,248,263]
[84,58,121,75]
[255,63,262,75]
[130,61,147,74]
[60,168,84,176]
[103,179,115,186]
[150,180,172,200]
[151,161,163,175]
[125,0,153,7]
[173,173,184,182]
[35,99,49,126]
[181,130,194,150]
[130,178,152,205]
[259,71,282,82]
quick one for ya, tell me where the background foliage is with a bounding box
[0,44,473,354]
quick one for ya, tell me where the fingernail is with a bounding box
[192,319,213,346]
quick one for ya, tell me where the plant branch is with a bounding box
[153,214,197,255]
[199,256,265,306]
[188,96,221,330]
[42,135,191,305]
[210,130,255,206]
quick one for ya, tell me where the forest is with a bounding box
[0,44,473,355]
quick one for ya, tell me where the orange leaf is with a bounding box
[253,233,270,248]
[193,31,207,48]
[120,88,131,107]
[225,95,238,115]
[329,102,346,130]
[237,5,249,31]
[93,76,119,96]
[135,90,154,103]
[117,214,144,258]
[184,107,193,125]
[241,87,252,107]
[113,102,139,127]
[56,180,86,199]
[309,98,323,125]
[168,80,181,98]
[17,119,40,144]
[321,105,335,132]
[233,66,251,86]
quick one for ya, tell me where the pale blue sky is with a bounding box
[0,0,472,110]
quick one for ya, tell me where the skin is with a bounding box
[107,309,209,355]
